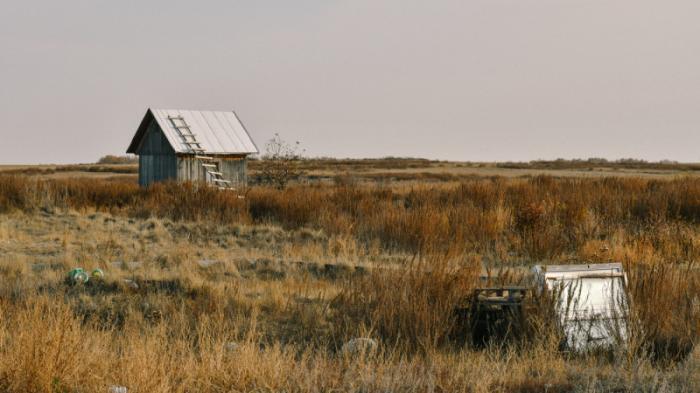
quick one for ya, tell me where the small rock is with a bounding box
[108,386,127,393]
[224,342,240,352]
[197,259,221,268]
[341,338,378,357]
[123,279,139,290]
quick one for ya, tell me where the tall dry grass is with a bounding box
[0,176,700,392]
[626,263,700,363]
[0,270,694,392]
[2,174,700,261]
[331,251,481,353]
[0,183,699,392]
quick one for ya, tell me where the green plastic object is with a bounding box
[91,268,105,280]
[67,268,89,284]
[67,267,83,278]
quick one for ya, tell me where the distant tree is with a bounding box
[97,155,138,165]
[586,157,609,164]
[615,158,647,165]
[258,133,305,189]
[659,159,679,165]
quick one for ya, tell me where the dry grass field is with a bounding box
[3,157,700,183]
[0,160,699,392]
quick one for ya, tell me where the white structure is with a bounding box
[533,263,628,351]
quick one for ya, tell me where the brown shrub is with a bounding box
[331,252,480,353]
[3,175,700,261]
[627,263,700,363]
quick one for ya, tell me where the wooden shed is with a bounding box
[126,108,258,188]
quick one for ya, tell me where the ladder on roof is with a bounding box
[168,115,235,191]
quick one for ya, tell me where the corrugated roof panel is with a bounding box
[149,109,258,155]
[224,111,259,153]
[202,111,230,152]
[210,111,237,150]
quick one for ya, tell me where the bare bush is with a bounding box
[256,133,305,189]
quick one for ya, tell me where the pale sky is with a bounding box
[1,0,698,164]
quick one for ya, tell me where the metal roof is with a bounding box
[127,108,258,155]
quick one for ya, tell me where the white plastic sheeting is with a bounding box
[533,263,628,351]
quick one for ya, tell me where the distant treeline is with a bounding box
[96,155,138,165]
[1,165,137,176]
[497,158,700,171]
[248,156,444,172]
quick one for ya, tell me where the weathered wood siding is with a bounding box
[177,156,208,182]
[134,118,249,187]
[137,120,177,186]
[139,155,177,186]
[177,155,247,186]
[219,157,247,185]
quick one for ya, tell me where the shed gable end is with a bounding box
[133,117,175,155]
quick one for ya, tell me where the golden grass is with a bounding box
[0,175,699,391]
[3,175,700,260]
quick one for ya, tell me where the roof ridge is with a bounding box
[127,108,257,155]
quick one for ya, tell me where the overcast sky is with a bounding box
[1,0,698,164]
